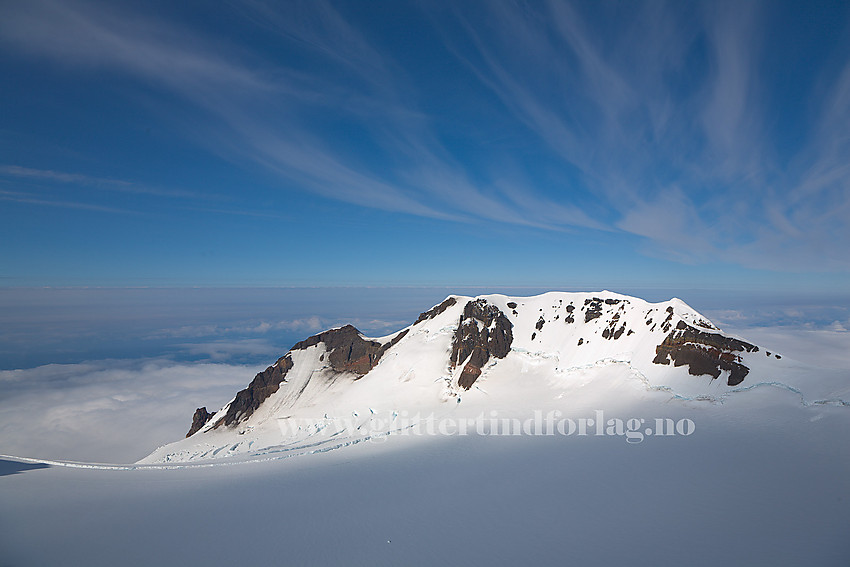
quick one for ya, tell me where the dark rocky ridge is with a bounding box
[450,299,513,390]
[186,407,215,437]
[415,297,457,325]
[653,321,758,386]
[216,354,294,428]
[214,325,407,428]
[290,324,407,375]
[660,306,675,333]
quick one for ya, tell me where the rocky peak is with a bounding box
[291,324,390,375]
[186,407,215,437]
[450,299,513,390]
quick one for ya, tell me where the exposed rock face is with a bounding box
[218,355,294,428]
[216,325,407,428]
[450,299,513,390]
[186,407,214,437]
[601,311,627,340]
[653,321,758,386]
[660,306,675,333]
[584,298,604,323]
[415,297,457,325]
[379,328,409,354]
[535,316,545,331]
[291,324,392,375]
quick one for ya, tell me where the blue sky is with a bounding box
[1,0,849,290]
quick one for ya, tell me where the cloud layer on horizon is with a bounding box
[0,359,259,462]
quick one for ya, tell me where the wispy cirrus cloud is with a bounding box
[0,0,609,232]
[0,164,249,217]
[434,0,850,270]
[0,165,202,199]
[0,165,134,187]
[1,0,849,271]
[0,187,132,214]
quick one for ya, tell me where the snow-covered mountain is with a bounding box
[141,291,846,464]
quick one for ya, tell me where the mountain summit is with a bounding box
[141,291,803,464]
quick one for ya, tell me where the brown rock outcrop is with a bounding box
[653,321,758,386]
[450,299,513,390]
[186,407,215,437]
[215,325,407,428]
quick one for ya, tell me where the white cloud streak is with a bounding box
[1,0,848,270]
[0,0,597,230]
[0,188,132,214]
[0,165,205,200]
[436,0,850,270]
